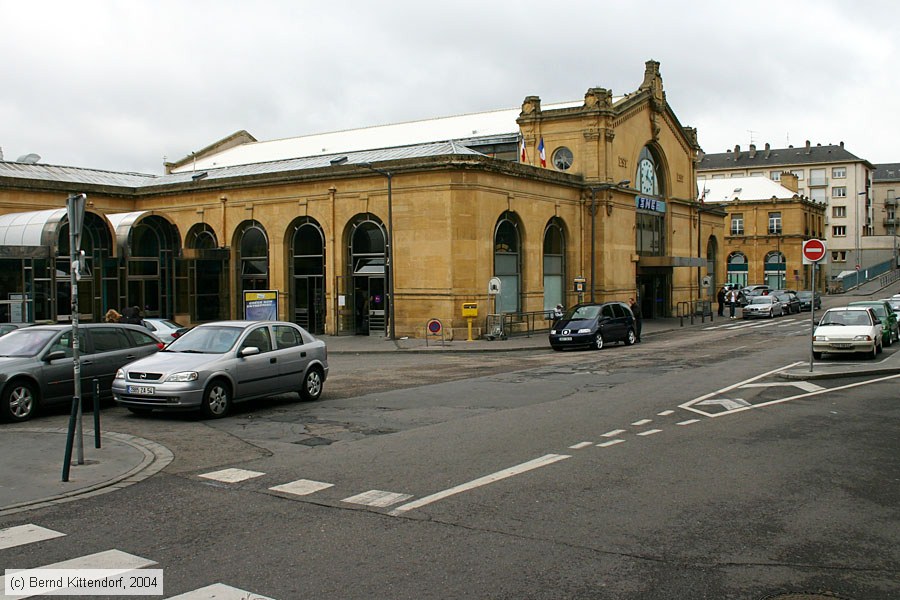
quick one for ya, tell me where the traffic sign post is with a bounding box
[802,239,826,372]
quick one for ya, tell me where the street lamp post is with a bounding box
[857,190,867,288]
[359,163,395,340]
[588,180,630,302]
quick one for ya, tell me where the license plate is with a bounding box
[127,385,155,395]
[831,343,852,349]
[558,336,572,341]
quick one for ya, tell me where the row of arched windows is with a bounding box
[727,251,787,289]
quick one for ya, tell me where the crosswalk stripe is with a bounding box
[199,468,266,483]
[165,583,275,599]
[0,524,64,550]
[268,479,333,497]
[0,549,155,600]
[342,490,413,508]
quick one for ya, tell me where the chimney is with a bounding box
[840,141,845,148]
[749,144,757,159]
[780,172,799,193]
[805,140,811,154]
[733,144,740,160]
[764,142,771,159]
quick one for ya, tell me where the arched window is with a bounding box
[290,217,326,334]
[635,146,667,257]
[764,251,786,289]
[347,215,387,335]
[727,252,748,287]
[187,223,218,250]
[494,212,521,313]
[238,221,269,313]
[543,218,565,312]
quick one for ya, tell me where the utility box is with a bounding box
[462,302,478,318]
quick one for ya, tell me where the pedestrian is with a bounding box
[120,306,143,325]
[104,308,121,323]
[727,287,739,319]
[628,297,642,343]
[553,303,564,321]
[717,286,727,317]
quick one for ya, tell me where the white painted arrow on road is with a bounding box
[740,381,825,392]
[697,398,751,411]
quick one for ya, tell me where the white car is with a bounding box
[813,306,883,360]
[141,318,188,344]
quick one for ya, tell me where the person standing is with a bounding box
[628,297,642,343]
[727,288,740,319]
[717,286,727,317]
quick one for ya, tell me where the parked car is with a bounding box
[141,317,189,344]
[742,295,784,319]
[847,300,900,347]
[796,291,822,311]
[549,302,636,351]
[886,297,900,319]
[0,323,163,422]
[112,320,328,418]
[0,323,32,337]
[813,306,883,359]
[772,291,801,314]
[738,285,770,306]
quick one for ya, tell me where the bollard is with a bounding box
[93,378,101,449]
[62,395,79,482]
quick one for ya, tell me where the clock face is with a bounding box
[639,159,656,195]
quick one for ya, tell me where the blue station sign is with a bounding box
[636,196,666,213]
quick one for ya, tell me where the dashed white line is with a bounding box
[597,439,626,447]
[388,454,571,515]
[601,429,626,437]
[677,419,701,425]
[631,419,652,426]
[657,410,674,416]
[199,468,266,483]
[568,441,594,449]
[636,429,662,436]
[269,479,334,496]
[0,524,65,550]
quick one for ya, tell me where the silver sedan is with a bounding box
[112,320,328,418]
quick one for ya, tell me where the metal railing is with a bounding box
[484,310,557,340]
[676,300,715,326]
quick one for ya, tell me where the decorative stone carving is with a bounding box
[521,95,541,115]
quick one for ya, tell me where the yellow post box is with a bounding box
[462,303,478,341]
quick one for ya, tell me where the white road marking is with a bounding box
[568,441,594,449]
[198,468,266,483]
[636,429,662,436]
[597,439,626,447]
[677,419,701,425]
[741,381,825,392]
[342,490,413,508]
[269,479,334,496]
[631,419,652,426]
[165,583,275,599]
[0,550,155,599]
[697,398,752,410]
[0,524,64,550]
[601,429,626,437]
[657,410,674,416]
[388,454,571,515]
[680,362,803,416]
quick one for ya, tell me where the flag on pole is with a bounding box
[538,137,546,167]
[520,137,527,163]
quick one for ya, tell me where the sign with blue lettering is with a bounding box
[636,197,666,213]
[244,290,278,320]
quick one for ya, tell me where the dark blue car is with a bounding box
[549,302,636,351]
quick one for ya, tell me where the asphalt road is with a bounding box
[1,314,898,600]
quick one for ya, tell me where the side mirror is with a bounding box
[239,346,260,357]
[44,350,66,362]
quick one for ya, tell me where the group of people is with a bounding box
[104,306,144,325]
[716,286,742,319]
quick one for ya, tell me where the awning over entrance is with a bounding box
[0,207,67,247]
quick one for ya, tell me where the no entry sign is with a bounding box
[802,239,826,263]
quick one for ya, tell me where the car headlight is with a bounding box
[166,371,199,382]
[550,329,557,335]
[114,368,125,380]
[577,328,592,334]
[852,335,873,341]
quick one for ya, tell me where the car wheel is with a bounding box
[812,351,822,360]
[1,380,38,422]
[624,328,636,346]
[201,380,232,418]
[886,332,893,347]
[300,367,324,401]
[592,332,604,350]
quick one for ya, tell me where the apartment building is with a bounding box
[873,163,900,266]
[698,141,876,281]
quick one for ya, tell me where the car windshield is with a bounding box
[565,305,601,320]
[0,329,56,357]
[164,326,242,354]
[749,297,773,305]
[820,311,871,326]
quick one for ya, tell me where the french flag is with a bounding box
[520,137,527,163]
[538,137,546,167]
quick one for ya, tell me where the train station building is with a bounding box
[0,61,725,338]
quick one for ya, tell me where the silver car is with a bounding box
[112,320,328,418]
[742,295,784,319]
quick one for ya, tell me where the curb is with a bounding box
[779,365,900,380]
[0,428,174,517]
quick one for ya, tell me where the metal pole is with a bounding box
[70,218,84,465]
[590,189,596,302]
[809,260,816,372]
[386,172,395,341]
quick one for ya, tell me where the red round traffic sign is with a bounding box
[802,239,826,262]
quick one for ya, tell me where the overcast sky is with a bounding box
[2,0,898,175]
